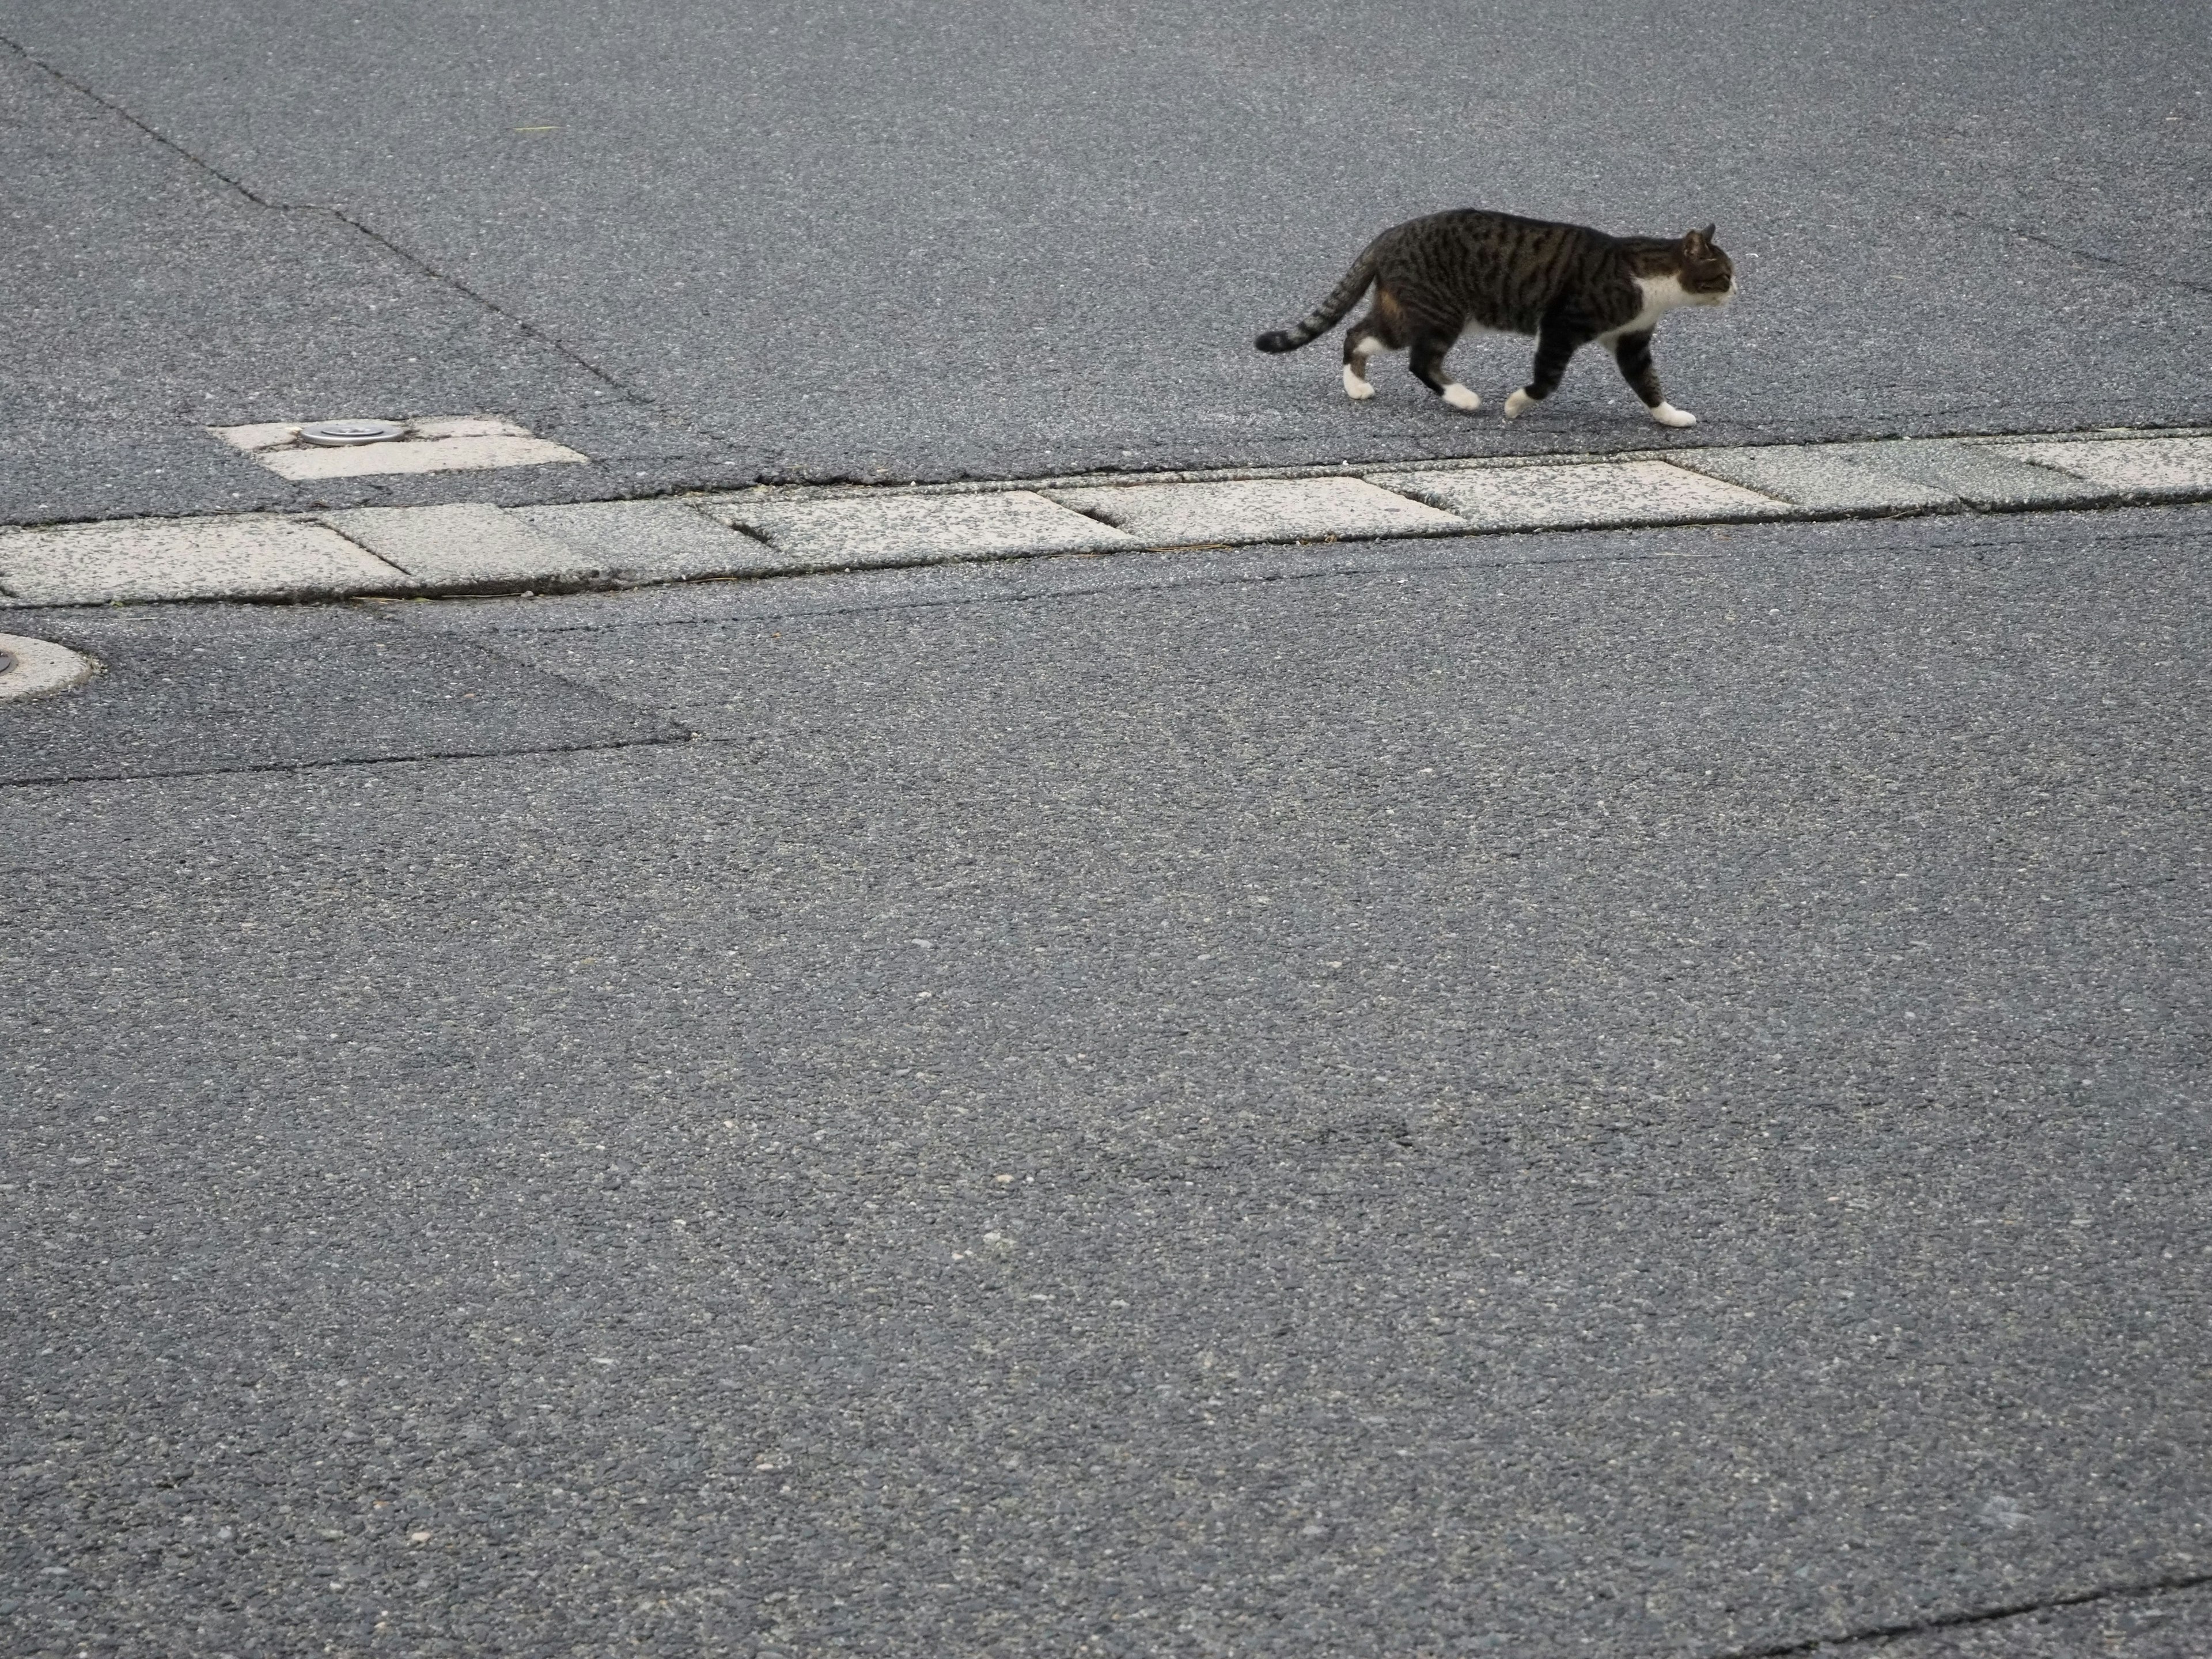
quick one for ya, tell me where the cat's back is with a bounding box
[1374,209,1621,331]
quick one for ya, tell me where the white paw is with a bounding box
[1502,388,1536,421]
[1441,382,1480,411]
[1342,365,1375,401]
[1649,402,1697,427]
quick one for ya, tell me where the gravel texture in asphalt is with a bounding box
[5,507,2207,1656]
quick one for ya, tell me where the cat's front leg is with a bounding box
[1502,320,1583,419]
[1612,331,1696,427]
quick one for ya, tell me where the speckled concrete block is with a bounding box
[1370,460,1786,530]
[322,504,599,589]
[703,490,1135,569]
[0,516,406,605]
[1825,439,2113,508]
[213,416,588,480]
[1664,446,1959,513]
[1049,476,1464,547]
[0,632,100,700]
[516,499,805,582]
[1997,435,2212,497]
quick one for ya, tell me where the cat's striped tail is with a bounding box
[1253,241,1381,353]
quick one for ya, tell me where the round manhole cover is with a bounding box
[0,633,99,702]
[298,418,408,447]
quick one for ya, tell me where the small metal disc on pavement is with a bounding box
[298,418,408,447]
[0,632,99,701]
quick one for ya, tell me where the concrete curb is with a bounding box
[1,429,2206,610]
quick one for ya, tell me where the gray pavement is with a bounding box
[2,0,2209,524]
[5,1,2210,1653]
[5,506,2209,1656]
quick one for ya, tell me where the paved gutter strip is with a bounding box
[702,490,1137,569]
[1049,476,1467,546]
[1658,446,1961,513]
[1997,434,2212,495]
[321,503,605,591]
[1369,457,1789,531]
[684,425,2212,505]
[0,516,407,605]
[2,428,2209,609]
[513,500,805,583]
[1821,438,2116,509]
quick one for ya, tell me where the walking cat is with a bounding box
[1255,209,1735,426]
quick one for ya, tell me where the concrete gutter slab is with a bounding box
[321,503,603,590]
[702,490,1134,569]
[1662,446,1960,512]
[1824,438,2115,508]
[1995,435,2212,498]
[513,499,807,583]
[1049,476,1464,547]
[0,516,406,605]
[1370,459,1786,531]
[7,425,2209,609]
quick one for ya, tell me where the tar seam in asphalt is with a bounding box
[0,730,694,793]
[1720,1570,2212,1657]
[1907,198,2212,299]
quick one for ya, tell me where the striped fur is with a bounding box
[1253,233,1390,354]
[1256,210,1734,422]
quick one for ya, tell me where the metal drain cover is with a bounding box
[298,418,408,447]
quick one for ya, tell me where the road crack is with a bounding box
[1719,1570,2212,1656]
[1910,198,2212,298]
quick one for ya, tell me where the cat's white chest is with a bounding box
[1599,274,1692,343]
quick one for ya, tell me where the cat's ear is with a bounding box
[1681,226,1706,250]
[1702,222,1718,243]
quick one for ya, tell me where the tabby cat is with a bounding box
[1255,210,1735,426]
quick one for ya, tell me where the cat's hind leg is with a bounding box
[1341,328,1381,401]
[1408,331,1480,411]
[1341,287,1412,401]
[1341,316,1397,402]
[1611,329,1696,427]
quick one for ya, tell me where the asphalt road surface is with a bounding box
[7,505,2211,1656]
[2,0,2208,522]
[3,2,2210,1656]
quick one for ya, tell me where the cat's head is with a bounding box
[1677,225,1734,303]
